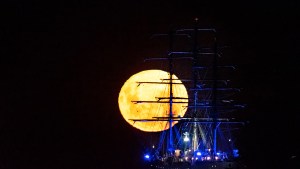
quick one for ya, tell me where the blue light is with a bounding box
[196,152,201,156]
[144,154,150,159]
[233,149,239,158]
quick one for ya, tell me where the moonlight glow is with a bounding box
[118,70,188,132]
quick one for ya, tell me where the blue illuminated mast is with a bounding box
[165,19,220,156]
[167,30,175,153]
[211,26,218,157]
[191,18,199,154]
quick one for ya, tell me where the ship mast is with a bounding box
[190,18,219,158]
[212,25,218,158]
[192,18,199,153]
[167,30,174,154]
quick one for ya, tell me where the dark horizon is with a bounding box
[1,1,299,169]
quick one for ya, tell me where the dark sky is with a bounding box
[1,1,299,169]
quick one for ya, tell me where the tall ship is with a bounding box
[118,19,247,169]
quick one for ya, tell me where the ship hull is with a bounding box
[148,161,244,169]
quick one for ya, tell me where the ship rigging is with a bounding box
[123,19,247,169]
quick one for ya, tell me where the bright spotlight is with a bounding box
[183,136,190,142]
[183,132,190,142]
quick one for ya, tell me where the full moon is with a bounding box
[118,70,188,132]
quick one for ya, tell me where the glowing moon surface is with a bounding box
[118,70,188,132]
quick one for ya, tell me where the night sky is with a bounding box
[1,1,299,169]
